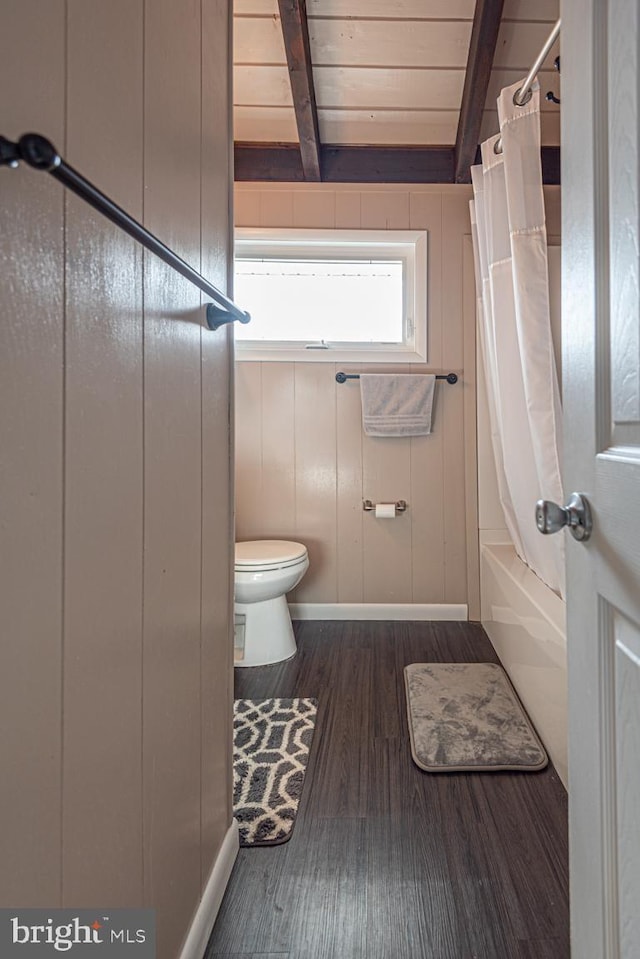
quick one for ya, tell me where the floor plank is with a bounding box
[515,940,572,959]
[206,620,570,958]
[212,954,290,959]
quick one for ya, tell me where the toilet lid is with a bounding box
[235,540,307,568]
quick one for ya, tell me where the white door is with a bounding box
[562,1,640,956]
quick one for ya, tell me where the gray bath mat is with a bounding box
[404,663,548,772]
[233,698,317,846]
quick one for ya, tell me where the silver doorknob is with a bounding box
[535,492,592,542]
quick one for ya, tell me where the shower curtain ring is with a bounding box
[513,86,533,108]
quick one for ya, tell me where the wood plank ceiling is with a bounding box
[233,0,561,184]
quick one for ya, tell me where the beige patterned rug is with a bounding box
[404,663,548,772]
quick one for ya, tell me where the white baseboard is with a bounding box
[178,818,239,959]
[289,603,468,621]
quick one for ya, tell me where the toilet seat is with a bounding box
[235,540,308,572]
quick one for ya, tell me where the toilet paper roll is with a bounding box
[375,502,396,519]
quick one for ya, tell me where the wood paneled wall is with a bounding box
[234,183,479,615]
[0,3,234,957]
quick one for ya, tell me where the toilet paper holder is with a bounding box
[363,499,408,514]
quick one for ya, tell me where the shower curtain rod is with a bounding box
[493,18,561,156]
[0,132,252,332]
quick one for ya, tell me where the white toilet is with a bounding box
[234,540,309,667]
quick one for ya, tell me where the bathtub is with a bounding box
[480,542,568,788]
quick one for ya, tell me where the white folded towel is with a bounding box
[360,373,436,437]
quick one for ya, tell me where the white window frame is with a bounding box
[233,227,428,363]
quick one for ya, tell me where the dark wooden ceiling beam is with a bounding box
[235,143,305,182]
[235,144,455,183]
[277,0,322,181]
[321,146,455,183]
[234,143,560,185]
[454,0,505,184]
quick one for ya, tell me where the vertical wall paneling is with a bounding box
[294,364,338,602]
[362,444,414,602]
[409,191,443,368]
[334,191,362,228]
[409,192,446,602]
[260,363,297,540]
[441,194,468,367]
[0,0,65,907]
[63,0,144,905]
[360,190,410,230]
[235,362,264,539]
[2,5,235,950]
[441,411,467,600]
[143,0,204,952]
[336,364,365,603]
[234,188,261,227]
[409,366,445,603]
[463,237,481,620]
[293,190,337,228]
[234,184,475,612]
[441,193,470,603]
[200,0,235,884]
[259,190,294,227]
[361,364,413,604]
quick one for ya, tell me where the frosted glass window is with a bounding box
[233,228,428,363]
[234,258,404,343]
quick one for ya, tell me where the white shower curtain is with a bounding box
[471,80,565,597]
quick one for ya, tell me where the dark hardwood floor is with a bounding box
[206,621,570,959]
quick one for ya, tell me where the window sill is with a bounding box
[234,345,427,363]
